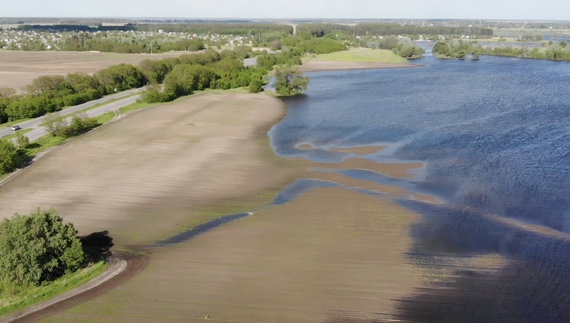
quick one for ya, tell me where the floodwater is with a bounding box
[268,53,570,321]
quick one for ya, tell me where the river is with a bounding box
[269,53,570,322]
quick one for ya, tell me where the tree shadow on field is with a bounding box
[79,230,114,265]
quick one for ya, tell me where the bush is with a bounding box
[0,208,84,287]
[0,139,26,174]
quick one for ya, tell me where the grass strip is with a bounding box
[0,261,107,316]
[1,128,32,140]
[38,92,140,127]
[305,48,409,64]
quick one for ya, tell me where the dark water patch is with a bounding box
[270,178,339,205]
[395,199,570,321]
[271,55,570,231]
[332,169,424,194]
[153,212,251,247]
[395,257,570,323]
[324,310,395,323]
[153,177,389,247]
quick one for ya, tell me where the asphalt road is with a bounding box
[2,55,261,142]
[0,88,143,141]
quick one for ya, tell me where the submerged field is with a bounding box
[41,188,420,323]
[0,86,431,321]
[0,93,298,247]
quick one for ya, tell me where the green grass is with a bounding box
[2,119,30,128]
[38,93,139,127]
[1,91,138,129]
[25,135,67,157]
[118,101,160,114]
[304,48,409,64]
[1,128,32,140]
[95,111,116,124]
[0,261,107,317]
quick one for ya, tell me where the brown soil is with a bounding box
[0,50,187,92]
[0,93,297,248]
[314,158,424,180]
[299,60,417,73]
[0,92,429,322]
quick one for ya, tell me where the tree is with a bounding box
[0,139,26,174]
[248,74,264,93]
[0,208,85,287]
[15,131,29,148]
[44,112,67,136]
[273,65,310,96]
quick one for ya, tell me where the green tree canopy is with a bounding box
[273,65,310,96]
[0,208,85,287]
[0,139,26,175]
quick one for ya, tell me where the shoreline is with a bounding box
[1,91,429,321]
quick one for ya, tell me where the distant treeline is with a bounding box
[13,23,293,36]
[432,40,484,59]
[483,42,570,61]
[0,64,147,123]
[297,23,493,37]
[0,18,135,25]
[432,40,570,61]
[142,37,335,103]
[0,46,267,125]
[134,23,293,36]
[139,19,254,24]
[17,24,136,32]
[142,47,269,103]
[61,33,206,53]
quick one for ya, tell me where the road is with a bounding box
[2,55,262,141]
[0,88,143,140]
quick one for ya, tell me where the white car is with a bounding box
[11,125,21,131]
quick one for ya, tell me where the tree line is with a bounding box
[61,33,206,53]
[371,35,425,59]
[432,40,484,59]
[15,23,293,36]
[139,47,269,103]
[297,23,493,38]
[433,40,570,61]
[0,44,314,175]
[0,64,147,124]
[482,41,570,61]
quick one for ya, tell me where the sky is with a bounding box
[2,0,570,21]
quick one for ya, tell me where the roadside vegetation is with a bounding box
[0,65,147,125]
[0,30,423,177]
[0,208,112,316]
[0,112,101,176]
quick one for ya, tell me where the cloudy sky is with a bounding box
[3,0,570,20]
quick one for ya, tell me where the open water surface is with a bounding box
[269,54,570,322]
